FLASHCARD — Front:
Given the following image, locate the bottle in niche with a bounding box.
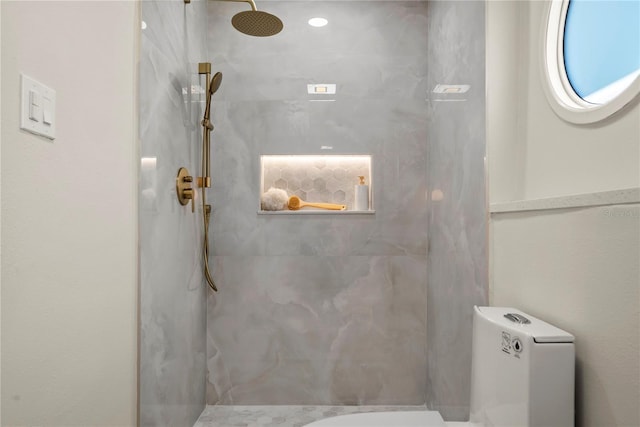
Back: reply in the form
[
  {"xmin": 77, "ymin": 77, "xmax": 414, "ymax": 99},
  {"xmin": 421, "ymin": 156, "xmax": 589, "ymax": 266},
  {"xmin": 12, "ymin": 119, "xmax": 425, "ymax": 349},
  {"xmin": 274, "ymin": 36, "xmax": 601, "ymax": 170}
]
[{"xmin": 354, "ymin": 176, "xmax": 369, "ymax": 211}]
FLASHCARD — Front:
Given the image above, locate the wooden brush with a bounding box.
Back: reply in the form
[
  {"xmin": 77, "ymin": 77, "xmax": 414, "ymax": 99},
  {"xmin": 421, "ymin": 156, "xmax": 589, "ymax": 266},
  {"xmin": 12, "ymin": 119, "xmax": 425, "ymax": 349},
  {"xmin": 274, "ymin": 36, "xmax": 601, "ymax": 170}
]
[{"xmin": 287, "ymin": 195, "xmax": 346, "ymax": 211}]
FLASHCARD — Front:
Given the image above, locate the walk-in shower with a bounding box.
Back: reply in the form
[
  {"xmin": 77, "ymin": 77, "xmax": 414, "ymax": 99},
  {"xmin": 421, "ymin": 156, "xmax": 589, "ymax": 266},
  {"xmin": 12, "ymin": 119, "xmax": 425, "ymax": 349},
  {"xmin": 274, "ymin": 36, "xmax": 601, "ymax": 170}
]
[{"xmin": 141, "ymin": 0, "xmax": 487, "ymax": 426}]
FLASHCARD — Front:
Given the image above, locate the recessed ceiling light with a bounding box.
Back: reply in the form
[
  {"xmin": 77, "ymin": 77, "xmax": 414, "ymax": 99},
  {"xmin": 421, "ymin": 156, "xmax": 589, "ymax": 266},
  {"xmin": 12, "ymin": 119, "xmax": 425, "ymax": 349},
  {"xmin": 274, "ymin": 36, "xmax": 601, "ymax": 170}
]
[{"xmin": 308, "ymin": 17, "xmax": 328, "ymax": 28}]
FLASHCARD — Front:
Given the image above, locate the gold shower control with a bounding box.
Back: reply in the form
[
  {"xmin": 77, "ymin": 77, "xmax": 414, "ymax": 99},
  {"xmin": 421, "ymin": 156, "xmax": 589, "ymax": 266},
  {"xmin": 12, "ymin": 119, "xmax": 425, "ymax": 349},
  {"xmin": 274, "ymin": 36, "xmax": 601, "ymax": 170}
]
[{"xmin": 176, "ymin": 167, "xmax": 195, "ymax": 213}]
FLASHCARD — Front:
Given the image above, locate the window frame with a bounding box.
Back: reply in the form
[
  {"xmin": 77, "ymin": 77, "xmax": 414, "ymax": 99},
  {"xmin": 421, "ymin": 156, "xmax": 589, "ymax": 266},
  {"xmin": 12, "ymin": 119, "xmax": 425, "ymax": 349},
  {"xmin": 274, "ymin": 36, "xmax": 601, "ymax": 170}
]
[{"xmin": 542, "ymin": 0, "xmax": 640, "ymax": 124}]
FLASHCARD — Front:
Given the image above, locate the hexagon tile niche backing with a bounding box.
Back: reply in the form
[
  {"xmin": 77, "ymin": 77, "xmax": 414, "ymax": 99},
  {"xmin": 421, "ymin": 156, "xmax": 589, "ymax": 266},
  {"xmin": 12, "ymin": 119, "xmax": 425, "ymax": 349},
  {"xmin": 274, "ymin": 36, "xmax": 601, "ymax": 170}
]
[{"xmin": 261, "ymin": 155, "xmax": 372, "ymax": 211}]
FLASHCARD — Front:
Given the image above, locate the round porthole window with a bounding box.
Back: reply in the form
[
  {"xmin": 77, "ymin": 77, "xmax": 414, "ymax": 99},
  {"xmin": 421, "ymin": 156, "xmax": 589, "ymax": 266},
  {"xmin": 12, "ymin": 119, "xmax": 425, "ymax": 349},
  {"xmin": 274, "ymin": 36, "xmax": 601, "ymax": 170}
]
[{"xmin": 543, "ymin": 0, "xmax": 640, "ymax": 124}]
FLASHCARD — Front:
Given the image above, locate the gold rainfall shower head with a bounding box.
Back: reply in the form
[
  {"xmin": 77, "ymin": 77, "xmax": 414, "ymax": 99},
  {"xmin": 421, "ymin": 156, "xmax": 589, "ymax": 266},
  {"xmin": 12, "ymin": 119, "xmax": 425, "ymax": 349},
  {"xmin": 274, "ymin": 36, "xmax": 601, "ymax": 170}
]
[
  {"xmin": 232, "ymin": 10, "xmax": 283, "ymax": 37},
  {"xmin": 186, "ymin": 0, "xmax": 283, "ymax": 37}
]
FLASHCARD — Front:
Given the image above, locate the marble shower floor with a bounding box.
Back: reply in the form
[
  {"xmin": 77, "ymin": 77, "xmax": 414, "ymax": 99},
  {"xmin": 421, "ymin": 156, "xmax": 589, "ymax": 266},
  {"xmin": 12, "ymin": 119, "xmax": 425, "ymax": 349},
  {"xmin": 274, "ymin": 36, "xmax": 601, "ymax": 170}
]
[{"xmin": 193, "ymin": 405, "xmax": 427, "ymax": 427}]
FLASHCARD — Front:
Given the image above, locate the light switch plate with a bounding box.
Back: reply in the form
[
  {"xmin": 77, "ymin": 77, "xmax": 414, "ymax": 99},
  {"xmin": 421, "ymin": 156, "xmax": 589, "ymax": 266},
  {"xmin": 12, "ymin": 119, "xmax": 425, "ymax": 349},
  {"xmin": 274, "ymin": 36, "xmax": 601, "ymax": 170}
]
[{"xmin": 20, "ymin": 74, "xmax": 56, "ymax": 140}]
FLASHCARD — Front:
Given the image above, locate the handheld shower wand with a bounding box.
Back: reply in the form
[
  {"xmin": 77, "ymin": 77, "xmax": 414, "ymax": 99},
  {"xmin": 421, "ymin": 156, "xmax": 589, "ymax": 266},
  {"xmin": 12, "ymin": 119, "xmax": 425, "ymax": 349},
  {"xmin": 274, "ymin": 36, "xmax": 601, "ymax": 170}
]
[
  {"xmin": 201, "ymin": 69, "xmax": 223, "ymax": 189},
  {"xmin": 199, "ymin": 63, "xmax": 223, "ymax": 292}
]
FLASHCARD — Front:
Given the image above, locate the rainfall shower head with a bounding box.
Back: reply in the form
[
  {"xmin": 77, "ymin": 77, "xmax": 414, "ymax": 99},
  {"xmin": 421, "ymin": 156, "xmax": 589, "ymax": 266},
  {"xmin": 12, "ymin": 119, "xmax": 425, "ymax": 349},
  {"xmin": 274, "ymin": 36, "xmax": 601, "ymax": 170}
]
[
  {"xmin": 202, "ymin": 0, "xmax": 283, "ymax": 37},
  {"xmin": 232, "ymin": 10, "xmax": 283, "ymax": 37}
]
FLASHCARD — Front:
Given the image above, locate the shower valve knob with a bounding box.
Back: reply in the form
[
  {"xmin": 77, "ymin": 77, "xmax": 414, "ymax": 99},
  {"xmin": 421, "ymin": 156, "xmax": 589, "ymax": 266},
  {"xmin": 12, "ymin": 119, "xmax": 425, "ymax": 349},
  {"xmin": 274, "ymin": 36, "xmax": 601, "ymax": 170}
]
[{"xmin": 183, "ymin": 189, "xmax": 195, "ymax": 213}]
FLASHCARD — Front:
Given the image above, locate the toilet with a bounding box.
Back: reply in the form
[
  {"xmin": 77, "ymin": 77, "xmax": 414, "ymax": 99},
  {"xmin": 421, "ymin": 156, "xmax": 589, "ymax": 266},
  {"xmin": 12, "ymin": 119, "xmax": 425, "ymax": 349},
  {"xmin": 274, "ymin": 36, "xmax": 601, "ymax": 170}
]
[{"xmin": 306, "ymin": 306, "xmax": 575, "ymax": 427}]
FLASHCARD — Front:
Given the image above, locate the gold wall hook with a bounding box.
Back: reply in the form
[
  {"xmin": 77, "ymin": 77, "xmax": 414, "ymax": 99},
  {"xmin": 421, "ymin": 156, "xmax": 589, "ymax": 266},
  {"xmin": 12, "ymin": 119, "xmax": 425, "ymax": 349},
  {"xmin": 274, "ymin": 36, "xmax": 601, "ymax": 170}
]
[{"xmin": 176, "ymin": 167, "xmax": 195, "ymax": 212}]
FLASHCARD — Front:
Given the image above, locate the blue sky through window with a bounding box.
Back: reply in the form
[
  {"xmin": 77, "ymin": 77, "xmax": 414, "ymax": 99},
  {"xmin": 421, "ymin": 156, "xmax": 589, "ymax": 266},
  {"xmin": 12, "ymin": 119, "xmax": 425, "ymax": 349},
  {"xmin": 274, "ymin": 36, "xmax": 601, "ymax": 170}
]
[{"xmin": 563, "ymin": 0, "xmax": 640, "ymax": 100}]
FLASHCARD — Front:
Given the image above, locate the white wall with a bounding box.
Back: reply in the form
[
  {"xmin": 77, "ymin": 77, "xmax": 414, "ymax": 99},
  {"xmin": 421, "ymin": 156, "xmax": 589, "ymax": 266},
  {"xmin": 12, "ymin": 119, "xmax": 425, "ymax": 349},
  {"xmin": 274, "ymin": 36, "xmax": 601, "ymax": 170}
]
[
  {"xmin": 518, "ymin": 1, "xmax": 639, "ymax": 199},
  {"xmin": 491, "ymin": 205, "xmax": 639, "ymax": 426},
  {"xmin": 488, "ymin": 1, "xmax": 640, "ymax": 203},
  {"xmin": 1, "ymin": 2, "xmax": 138, "ymax": 425},
  {"xmin": 486, "ymin": 0, "xmax": 525, "ymax": 203},
  {"xmin": 487, "ymin": 2, "xmax": 640, "ymax": 426}
]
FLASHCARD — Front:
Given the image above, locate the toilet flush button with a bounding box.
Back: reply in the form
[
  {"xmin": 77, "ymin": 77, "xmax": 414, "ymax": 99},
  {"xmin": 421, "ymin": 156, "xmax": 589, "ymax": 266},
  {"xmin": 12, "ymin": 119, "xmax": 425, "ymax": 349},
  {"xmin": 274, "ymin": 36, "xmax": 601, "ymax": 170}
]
[{"xmin": 504, "ymin": 313, "xmax": 531, "ymax": 324}]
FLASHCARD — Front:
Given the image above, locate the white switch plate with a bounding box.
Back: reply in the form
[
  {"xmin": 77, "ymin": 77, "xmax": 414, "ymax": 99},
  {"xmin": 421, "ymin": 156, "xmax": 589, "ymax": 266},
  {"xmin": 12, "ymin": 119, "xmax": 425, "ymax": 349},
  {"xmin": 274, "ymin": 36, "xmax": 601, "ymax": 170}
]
[{"xmin": 20, "ymin": 74, "xmax": 56, "ymax": 140}]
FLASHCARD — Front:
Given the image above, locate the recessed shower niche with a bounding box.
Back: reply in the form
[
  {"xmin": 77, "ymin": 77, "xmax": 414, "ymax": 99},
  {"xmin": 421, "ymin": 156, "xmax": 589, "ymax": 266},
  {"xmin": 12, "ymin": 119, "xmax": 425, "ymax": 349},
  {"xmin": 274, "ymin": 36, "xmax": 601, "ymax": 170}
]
[{"xmin": 260, "ymin": 155, "xmax": 374, "ymax": 214}]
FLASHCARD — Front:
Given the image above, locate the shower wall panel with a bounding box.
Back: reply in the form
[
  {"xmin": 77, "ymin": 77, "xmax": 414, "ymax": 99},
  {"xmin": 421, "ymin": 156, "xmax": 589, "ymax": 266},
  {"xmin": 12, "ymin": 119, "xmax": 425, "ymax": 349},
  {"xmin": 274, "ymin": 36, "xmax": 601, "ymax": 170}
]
[
  {"xmin": 425, "ymin": 1, "xmax": 488, "ymax": 421},
  {"xmin": 139, "ymin": 1, "xmax": 209, "ymax": 425},
  {"xmin": 205, "ymin": 1, "xmax": 429, "ymax": 405}
]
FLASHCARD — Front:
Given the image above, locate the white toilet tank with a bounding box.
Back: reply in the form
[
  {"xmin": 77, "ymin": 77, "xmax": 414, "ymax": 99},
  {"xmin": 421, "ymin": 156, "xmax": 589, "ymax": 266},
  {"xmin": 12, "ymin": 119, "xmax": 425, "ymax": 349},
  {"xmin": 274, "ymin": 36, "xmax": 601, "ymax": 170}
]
[{"xmin": 469, "ymin": 306, "xmax": 575, "ymax": 427}]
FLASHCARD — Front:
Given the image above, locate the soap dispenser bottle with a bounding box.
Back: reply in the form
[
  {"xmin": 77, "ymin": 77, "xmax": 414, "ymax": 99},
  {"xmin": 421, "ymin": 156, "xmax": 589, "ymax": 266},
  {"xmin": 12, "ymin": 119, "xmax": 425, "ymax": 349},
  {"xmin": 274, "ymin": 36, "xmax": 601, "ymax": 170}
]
[{"xmin": 355, "ymin": 175, "xmax": 369, "ymax": 211}]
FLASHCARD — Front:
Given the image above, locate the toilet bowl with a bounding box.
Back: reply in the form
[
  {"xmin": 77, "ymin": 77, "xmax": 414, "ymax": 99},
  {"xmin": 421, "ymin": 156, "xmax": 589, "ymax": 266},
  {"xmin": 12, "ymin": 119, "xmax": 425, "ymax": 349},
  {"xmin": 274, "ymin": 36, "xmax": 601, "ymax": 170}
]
[{"xmin": 305, "ymin": 306, "xmax": 575, "ymax": 427}]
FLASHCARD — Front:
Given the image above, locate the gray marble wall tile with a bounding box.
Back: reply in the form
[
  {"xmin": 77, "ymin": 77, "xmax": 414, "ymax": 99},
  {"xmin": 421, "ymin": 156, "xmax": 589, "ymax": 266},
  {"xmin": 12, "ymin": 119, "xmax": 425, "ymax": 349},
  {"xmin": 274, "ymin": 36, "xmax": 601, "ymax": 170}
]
[
  {"xmin": 207, "ymin": 256, "xmax": 427, "ymax": 405},
  {"xmin": 208, "ymin": 97, "xmax": 428, "ymax": 257},
  {"xmin": 139, "ymin": 1, "xmax": 210, "ymax": 426},
  {"xmin": 206, "ymin": 1, "xmax": 429, "ymax": 405},
  {"xmin": 205, "ymin": 1, "xmax": 428, "ymax": 103},
  {"xmin": 425, "ymin": 1, "xmax": 488, "ymax": 421}
]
